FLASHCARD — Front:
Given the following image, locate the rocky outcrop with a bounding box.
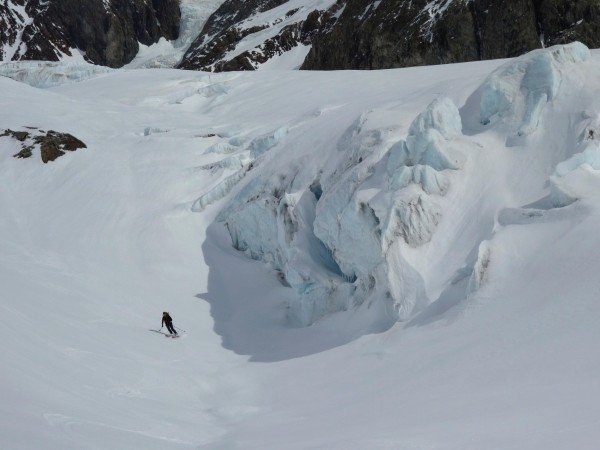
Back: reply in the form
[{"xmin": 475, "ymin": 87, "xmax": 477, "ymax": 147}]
[
  {"xmin": 2, "ymin": 128, "xmax": 86, "ymax": 163},
  {"xmin": 535, "ymin": 0, "xmax": 600, "ymax": 47},
  {"xmin": 0, "ymin": 0, "xmax": 180, "ymax": 68},
  {"xmin": 302, "ymin": 0, "xmax": 600, "ymax": 70}
]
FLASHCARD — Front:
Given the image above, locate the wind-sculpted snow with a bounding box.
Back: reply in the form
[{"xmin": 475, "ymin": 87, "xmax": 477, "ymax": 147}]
[
  {"xmin": 192, "ymin": 166, "xmax": 250, "ymax": 212},
  {"xmin": 476, "ymin": 42, "xmax": 590, "ymax": 135}
]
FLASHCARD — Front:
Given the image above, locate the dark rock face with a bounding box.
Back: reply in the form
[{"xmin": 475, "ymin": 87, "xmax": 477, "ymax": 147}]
[
  {"xmin": 0, "ymin": 0, "xmax": 180, "ymax": 68},
  {"xmin": 302, "ymin": 0, "xmax": 600, "ymax": 70},
  {"xmin": 303, "ymin": 0, "xmax": 476, "ymax": 70},
  {"xmin": 469, "ymin": 0, "xmax": 540, "ymax": 60},
  {"xmin": 179, "ymin": 0, "xmax": 343, "ymax": 71},
  {"xmin": 536, "ymin": 0, "xmax": 600, "ymax": 48},
  {"xmin": 2, "ymin": 128, "xmax": 86, "ymax": 163}
]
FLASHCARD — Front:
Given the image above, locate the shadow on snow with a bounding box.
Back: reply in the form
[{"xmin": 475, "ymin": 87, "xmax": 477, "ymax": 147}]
[{"xmin": 198, "ymin": 222, "xmax": 395, "ymax": 362}]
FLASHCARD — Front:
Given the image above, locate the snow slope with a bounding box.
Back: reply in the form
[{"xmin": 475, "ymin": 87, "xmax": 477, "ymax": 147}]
[{"xmin": 2, "ymin": 43, "xmax": 600, "ymax": 449}]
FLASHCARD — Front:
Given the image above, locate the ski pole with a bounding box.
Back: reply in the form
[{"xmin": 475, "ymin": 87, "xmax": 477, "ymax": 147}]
[{"xmin": 175, "ymin": 326, "xmax": 186, "ymax": 332}]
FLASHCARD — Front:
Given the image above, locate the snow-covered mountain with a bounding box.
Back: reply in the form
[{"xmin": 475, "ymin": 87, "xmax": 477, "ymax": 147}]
[
  {"xmin": 179, "ymin": 0, "xmax": 343, "ymax": 71},
  {"xmin": 0, "ymin": 0, "xmax": 180, "ymax": 67},
  {"xmin": 125, "ymin": 0, "xmax": 227, "ymax": 69},
  {"xmin": 179, "ymin": 0, "xmax": 600, "ymax": 71},
  {"xmin": 3, "ymin": 0, "xmax": 600, "ymax": 71},
  {"xmin": 3, "ymin": 42, "xmax": 600, "ymax": 448}
]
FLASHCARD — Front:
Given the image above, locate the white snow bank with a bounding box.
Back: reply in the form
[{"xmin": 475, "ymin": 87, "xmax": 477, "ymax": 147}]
[{"xmin": 314, "ymin": 98, "xmax": 466, "ymax": 320}]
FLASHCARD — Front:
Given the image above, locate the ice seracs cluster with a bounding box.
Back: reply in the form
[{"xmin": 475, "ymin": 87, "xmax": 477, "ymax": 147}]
[
  {"xmin": 196, "ymin": 42, "xmax": 599, "ymax": 329},
  {"xmin": 477, "ymin": 41, "xmax": 590, "ymax": 135},
  {"xmin": 211, "ymin": 96, "xmax": 468, "ymax": 325}
]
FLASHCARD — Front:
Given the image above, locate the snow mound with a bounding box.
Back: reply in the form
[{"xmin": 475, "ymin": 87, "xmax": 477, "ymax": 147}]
[{"xmin": 476, "ymin": 42, "xmax": 590, "ymax": 135}]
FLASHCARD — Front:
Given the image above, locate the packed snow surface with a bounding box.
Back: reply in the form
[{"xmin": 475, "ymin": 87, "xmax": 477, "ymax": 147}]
[{"xmin": 2, "ymin": 43, "xmax": 600, "ymax": 449}]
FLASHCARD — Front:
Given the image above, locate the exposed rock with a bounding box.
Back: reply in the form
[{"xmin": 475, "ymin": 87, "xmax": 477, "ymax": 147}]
[
  {"xmin": 179, "ymin": 0, "xmax": 343, "ymax": 71},
  {"xmin": 3, "ymin": 0, "xmax": 600, "ymax": 71},
  {"xmin": 0, "ymin": 0, "xmax": 181, "ymax": 68},
  {"xmin": 2, "ymin": 128, "xmax": 86, "ymax": 163},
  {"xmin": 536, "ymin": 0, "xmax": 600, "ymax": 48},
  {"xmin": 302, "ymin": 0, "xmax": 600, "ymax": 70}
]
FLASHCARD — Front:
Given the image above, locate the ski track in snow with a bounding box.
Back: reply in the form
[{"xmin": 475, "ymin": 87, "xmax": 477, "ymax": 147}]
[{"xmin": 2, "ymin": 46, "xmax": 600, "ymax": 449}]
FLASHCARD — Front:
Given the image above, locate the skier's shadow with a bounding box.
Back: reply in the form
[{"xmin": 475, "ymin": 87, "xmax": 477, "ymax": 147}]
[{"xmin": 198, "ymin": 223, "xmax": 394, "ymax": 362}]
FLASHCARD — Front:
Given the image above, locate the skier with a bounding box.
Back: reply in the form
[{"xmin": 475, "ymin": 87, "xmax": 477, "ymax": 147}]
[{"xmin": 161, "ymin": 312, "xmax": 178, "ymax": 336}]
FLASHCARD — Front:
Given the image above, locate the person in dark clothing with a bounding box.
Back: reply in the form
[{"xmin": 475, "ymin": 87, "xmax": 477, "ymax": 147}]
[{"xmin": 162, "ymin": 312, "xmax": 178, "ymax": 335}]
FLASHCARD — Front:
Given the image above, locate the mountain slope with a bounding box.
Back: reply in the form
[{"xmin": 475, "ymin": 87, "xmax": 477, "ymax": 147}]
[
  {"xmin": 177, "ymin": 0, "xmax": 600, "ymax": 72},
  {"xmin": 178, "ymin": 0, "xmax": 342, "ymax": 71},
  {"xmin": 3, "ymin": 0, "xmax": 600, "ymax": 72},
  {"xmin": 125, "ymin": 0, "xmax": 226, "ymax": 69},
  {"xmin": 302, "ymin": 0, "xmax": 600, "ymax": 70},
  {"xmin": 2, "ymin": 44, "xmax": 600, "ymax": 449},
  {"xmin": 0, "ymin": 0, "xmax": 180, "ymax": 67}
]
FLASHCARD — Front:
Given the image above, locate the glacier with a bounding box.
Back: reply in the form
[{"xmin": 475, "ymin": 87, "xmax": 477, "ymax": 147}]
[
  {"xmin": 2, "ymin": 41, "xmax": 600, "ymax": 450},
  {"xmin": 204, "ymin": 43, "xmax": 597, "ymax": 329}
]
